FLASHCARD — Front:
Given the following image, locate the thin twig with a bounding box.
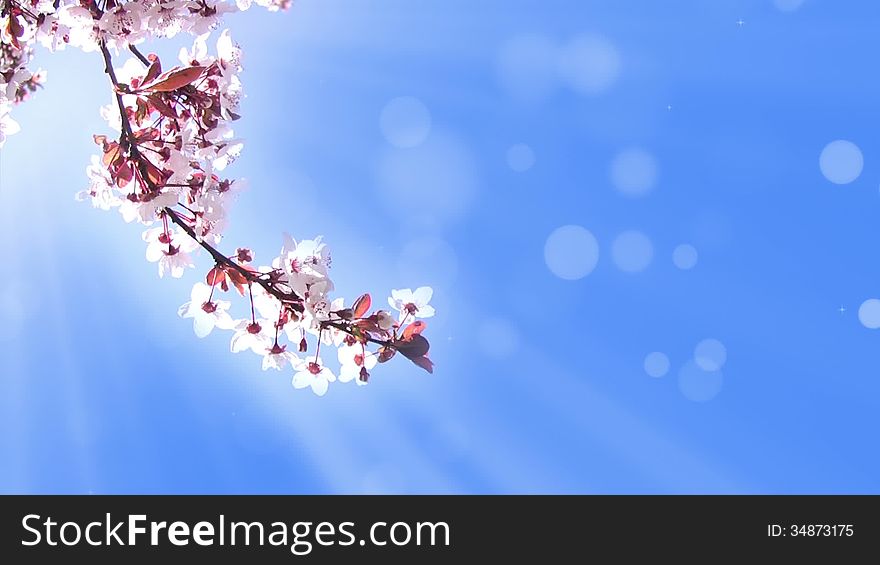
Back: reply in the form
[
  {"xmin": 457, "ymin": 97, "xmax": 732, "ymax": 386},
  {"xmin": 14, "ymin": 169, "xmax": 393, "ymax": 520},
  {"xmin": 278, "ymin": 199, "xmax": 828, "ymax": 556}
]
[{"xmin": 128, "ymin": 44, "xmax": 150, "ymax": 66}]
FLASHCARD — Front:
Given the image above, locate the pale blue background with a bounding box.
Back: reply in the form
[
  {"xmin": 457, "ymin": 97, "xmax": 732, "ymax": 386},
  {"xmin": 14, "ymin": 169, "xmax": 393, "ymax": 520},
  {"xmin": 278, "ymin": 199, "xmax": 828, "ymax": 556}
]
[{"xmin": 2, "ymin": 0, "xmax": 879, "ymax": 493}]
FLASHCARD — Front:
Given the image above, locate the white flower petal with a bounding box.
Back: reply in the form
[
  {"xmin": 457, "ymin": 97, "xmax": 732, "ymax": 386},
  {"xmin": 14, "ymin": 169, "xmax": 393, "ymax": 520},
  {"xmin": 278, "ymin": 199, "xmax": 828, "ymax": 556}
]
[
  {"xmin": 363, "ymin": 353, "xmax": 378, "ymax": 370},
  {"xmin": 145, "ymin": 244, "xmax": 163, "ymax": 262},
  {"xmin": 191, "ymin": 282, "xmax": 212, "ymax": 302},
  {"xmin": 338, "ymin": 366, "xmax": 356, "ymax": 383},
  {"xmin": 192, "ymin": 313, "xmax": 214, "ymax": 338},
  {"xmin": 178, "ymin": 301, "xmax": 194, "ymax": 318},
  {"xmin": 413, "ymin": 286, "xmax": 433, "ymax": 305},
  {"xmin": 230, "ymin": 332, "xmax": 250, "ymax": 353},
  {"xmin": 292, "ymin": 371, "xmax": 310, "ymax": 389},
  {"xmin": 213, "ymin": 310, "xmax": 235, "ymax": 330},
  {"xmin": 312, "ymin": 377, "xmax": 329, "ymax": 396},
  {"xmin": 391, "ymin": 288, "xmax": 412, "ymax": 303}
]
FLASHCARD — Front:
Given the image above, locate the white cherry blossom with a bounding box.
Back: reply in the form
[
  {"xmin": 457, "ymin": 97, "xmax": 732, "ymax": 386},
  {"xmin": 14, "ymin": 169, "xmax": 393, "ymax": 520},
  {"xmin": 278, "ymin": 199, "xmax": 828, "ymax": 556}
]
[
  {"xmin": 143, "ymin": 226, "xmax": 197, "ymax": 278},
  {"xmin": 388, "ymin": 287, "xmax": 435, "ymax": 321},
  {"xmin": 178, "ymin": 282, "xmax": 234, "ymax": 337},
  {"xmin": 338, "ymin": 342, "xmax": 376, "ymax": 385},
  {"xmin": 120, "ymin": 191, "xmax": 179, "ymax": 224},
  {"xmin": 292, "ymin": 357, "xmax": 336, "ymax": 396},
  {"xmin": 261, "ymin": 343, "xmax": 298, "ymax": 371},
  {"xmin": 229, "ymin": 319, "xmax": 274, "ymax": 354},
  {"xmin": 75, "ymin": 156, "xmax": 120, "ymax": 210}
]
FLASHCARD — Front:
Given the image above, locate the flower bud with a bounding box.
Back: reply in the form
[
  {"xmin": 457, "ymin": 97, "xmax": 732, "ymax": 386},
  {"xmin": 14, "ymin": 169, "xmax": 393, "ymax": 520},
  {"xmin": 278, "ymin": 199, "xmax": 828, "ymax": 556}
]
[
  {"xmin": 235, "ymin": 247, "xmax": 253, "ymax": 263},
  {"xmin": 376, "ymin": 310, "xmax": 395, "ymax": 331}
]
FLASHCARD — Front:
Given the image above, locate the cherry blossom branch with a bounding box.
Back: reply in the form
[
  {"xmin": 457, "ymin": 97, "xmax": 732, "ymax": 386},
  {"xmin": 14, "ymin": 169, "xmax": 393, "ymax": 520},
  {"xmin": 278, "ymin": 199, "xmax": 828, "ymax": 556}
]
[
  {"xmin": 99, "ymin": 42, "xmax": 136, "ymax": 140},
  {"xmin": 4, "ymin": 0, "xmax": 436, "ymax": 394},
  {"xmin": 99, "ymin": 40, "xmax": 303, "ymax": 307}
]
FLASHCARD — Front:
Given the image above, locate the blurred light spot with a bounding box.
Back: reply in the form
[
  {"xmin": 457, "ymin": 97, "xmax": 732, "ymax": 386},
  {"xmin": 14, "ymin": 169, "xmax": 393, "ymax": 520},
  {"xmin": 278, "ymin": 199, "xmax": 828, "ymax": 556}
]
[
  {"xmin": 376, "ymin": 133, "xmax": 477, "ymax": 229},
  {"xmin": 496, "ymin": 34, "xmax": 559, "ymax": 102},
  {"xmin": 694, "ymin": 338, "xmax": 727, "ymax": 371},
  {"xmin": 672, "ymin": 244, "xmax": 699, "ymax": 270},
  {"xmin": 507, "ymin": 143, "xmax": 535, "ymax": 172},
  {"xmin": 644, "ymin": 352, "xmax": 670, "ymax": 378},
  {"xmin": 858, "ymin": 299, "xmax": 880, "ymax": 329},
  {"xmin": 398, "ymin": 236, "xmax": 459, "ymax": 289},
  {"xmin": 478, "ymin": 318, "xmax": 520, "ymax": 359},
  {"xmin": 774, "ymin": 0, "xmax": 805, "ymax": 12},
  {"xmin": 379, "ymin": 96, "xmax": 432, "ymax": 149},
  {"xmin": 611, "ymin": 230, "xmax": 653, "ymax": 273},
  {"xmin": 678, "ymin": 361, "xmax": 723, "ymax": 402},
  {"xmin": 819, "ymin": 140, "xmax": 863, "ymax": 185},
  {"xmin": 557, "ymin": 34, "xmax": 621, "ymax": 95},
  {"xmin": 610, "ymin": 148, "xmax": 658, "ymax": 197},
  {"xmin": 544, "ymin": 225, "xmax": 599, "ymax": 280}
]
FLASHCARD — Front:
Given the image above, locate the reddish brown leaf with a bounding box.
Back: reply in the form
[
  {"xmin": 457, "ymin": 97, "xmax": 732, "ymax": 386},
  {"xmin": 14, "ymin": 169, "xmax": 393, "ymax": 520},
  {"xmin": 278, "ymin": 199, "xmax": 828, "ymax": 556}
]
[
  {"xmin": 102, "ymin": 142, "xmax": 121, "ymax": 167},
  {"xmin": 140, "ymin": 66, "xmax": 205, "ymax": 93},
  {"xmin": 115, "ymin": 161, "xmax": 134, "ymax": 188},
  {"xmin": 140, "ymin": 99, "xmax": 155, "ymax": 126},
  {"xmin": 142, "ymin": 58, "xmax": 163, "ymax": 85},
  {"xmin": 394, "ymin": 334, "xmax": 430, "ymax": 360},
  {"xmin": 377, "ymin": 346, "xmax": 396, "ymax": 363},
  {"xmin": 333, "ymin": 308, "xmax": 354, "ymax": 321},
  {"xmin": 225, "ymin": 267, "xmax": 249, "ymax": 296},
  {"xmin": 133, "ymin": 127, "xmax": 160, "ymax": 142},
  {"xmin": 352, "ymin": 293, "xmax": 372, "ymax": 319},
  {"xmin": 144, "ymin": 160, "xmax": 166, "ymax": 187},
  {"xmin": 402, "ymin": 321, "xmax": 427, "ymax": 340},
  {"xmin": 355, "ymin": 318, "xmax": 382, "ymax": 335},
  {"xmin": 206, "ymin": 266, "xmax": 227, "ymax": 288},
  {"xmin": 146, "ymin": 94, "xmax": 177, "ymax": 119},
  {"xmin": 8, "ymin": 15, "xmax": 24, "ymax": 39},
  {"xmin": 226, "ymin": 268, "xmax": 249, "ymax": 286},
  {"xmin": 409, "ymin": 356, "xmax": 434, "ymax": 374}
]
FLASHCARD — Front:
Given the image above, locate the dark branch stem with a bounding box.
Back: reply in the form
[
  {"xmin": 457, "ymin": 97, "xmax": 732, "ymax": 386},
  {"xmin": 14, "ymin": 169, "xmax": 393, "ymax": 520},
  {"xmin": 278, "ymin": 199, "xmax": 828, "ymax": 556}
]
[
  {"xmin": 128, "ymin": 44, "xmax": 150, "ymax": 66},
  {"xmin": 99, "ymin": 44, "xmax": 136, "ymax": 142}
]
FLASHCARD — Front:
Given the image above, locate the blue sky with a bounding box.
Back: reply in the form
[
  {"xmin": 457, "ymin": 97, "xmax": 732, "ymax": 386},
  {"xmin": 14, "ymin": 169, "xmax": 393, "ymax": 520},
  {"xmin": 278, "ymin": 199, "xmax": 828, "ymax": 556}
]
[{"xmin": 2, "ymin": 0, "xmax": 880, "ymax": 493}]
